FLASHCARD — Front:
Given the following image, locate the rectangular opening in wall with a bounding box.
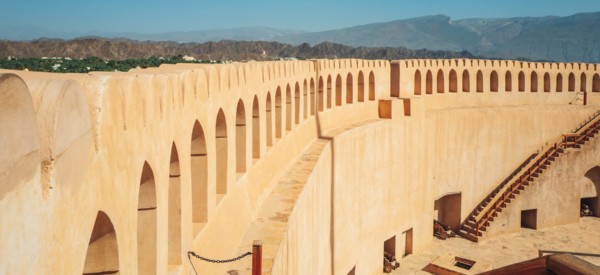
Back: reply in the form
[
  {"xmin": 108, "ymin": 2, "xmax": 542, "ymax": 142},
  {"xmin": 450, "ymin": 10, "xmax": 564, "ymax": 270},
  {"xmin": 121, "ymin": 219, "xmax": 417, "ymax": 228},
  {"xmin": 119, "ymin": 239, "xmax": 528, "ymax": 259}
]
[
  {"xmin": 433, "ymin": 193, "xmax": 462, "ymax": 232},
  {"xmin": 581, "ymin": 197, "xmax": 598, "ymax": 217},
  {"xmin": 403, "ymin": 228, "xmax": 413, "ymax": 257},
  {"xmin": 521, "ymin": 209, "xmax": 538, "ymax": 229},
  {"xmin": 453, "ymin": 257, "xmax": 475, "ymax": 270},
  {"xmin": 391, "ymin": 63, "xmax": 400, "ymax": 97},
  {"xmin": 383, "ymin": 235, "xmax": 399, "ymax": 272}
]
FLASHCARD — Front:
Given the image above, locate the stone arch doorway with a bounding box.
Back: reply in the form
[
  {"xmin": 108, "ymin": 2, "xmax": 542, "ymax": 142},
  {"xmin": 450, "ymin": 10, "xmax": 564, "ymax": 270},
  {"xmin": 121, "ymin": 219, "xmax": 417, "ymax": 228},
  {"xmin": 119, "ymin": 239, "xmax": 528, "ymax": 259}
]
[{"xmin": 581, "ymin": 166, "xmax": 600, "ymax": 217}]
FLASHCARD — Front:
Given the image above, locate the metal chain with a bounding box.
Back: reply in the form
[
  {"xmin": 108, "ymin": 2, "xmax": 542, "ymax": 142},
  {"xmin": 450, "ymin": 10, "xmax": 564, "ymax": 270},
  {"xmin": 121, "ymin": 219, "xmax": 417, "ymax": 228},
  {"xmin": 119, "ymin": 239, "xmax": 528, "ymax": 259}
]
[
  {"xmin": 188, "ymin": 251, "xmax": 252, "ymax": 263},
  {"xmin": 187, "ymin": 251, "xmax": 252, "ymax": 275}
]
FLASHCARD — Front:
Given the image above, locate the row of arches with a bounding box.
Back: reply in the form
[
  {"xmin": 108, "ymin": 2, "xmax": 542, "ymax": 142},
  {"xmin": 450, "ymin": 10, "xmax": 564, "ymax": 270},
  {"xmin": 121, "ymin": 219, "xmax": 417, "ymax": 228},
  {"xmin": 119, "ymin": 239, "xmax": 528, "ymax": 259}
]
[
  {"xmin": 403, "ymin": 59, "xmax": 598, "ymax": 72},
  {"xmin": 414, "ymin": 69, "xmax": 600, "ymax": 95},
  {"xmin": 81, "ymin": 70, "xmax": 377, "ymax": 274}
]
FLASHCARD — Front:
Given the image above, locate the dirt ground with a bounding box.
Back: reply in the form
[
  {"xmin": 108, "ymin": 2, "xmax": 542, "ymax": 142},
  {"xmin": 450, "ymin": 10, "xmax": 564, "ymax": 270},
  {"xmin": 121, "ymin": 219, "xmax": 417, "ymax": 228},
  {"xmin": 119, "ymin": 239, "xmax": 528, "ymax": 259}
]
[{"xmin": 393, "ymin": 217, "xmax": 600, "ymax": 274}]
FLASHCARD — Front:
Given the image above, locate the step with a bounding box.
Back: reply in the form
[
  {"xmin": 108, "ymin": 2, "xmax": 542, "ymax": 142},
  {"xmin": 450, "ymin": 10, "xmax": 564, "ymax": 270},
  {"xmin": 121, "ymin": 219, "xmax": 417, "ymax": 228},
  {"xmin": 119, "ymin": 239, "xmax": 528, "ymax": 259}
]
[
  {"xmin": 457, "ymin": 230, "xmax": 479, "ymax": 242},
  {"xmin": 462, "ymin": 225, "xmax": 484, "ymax": 236}
]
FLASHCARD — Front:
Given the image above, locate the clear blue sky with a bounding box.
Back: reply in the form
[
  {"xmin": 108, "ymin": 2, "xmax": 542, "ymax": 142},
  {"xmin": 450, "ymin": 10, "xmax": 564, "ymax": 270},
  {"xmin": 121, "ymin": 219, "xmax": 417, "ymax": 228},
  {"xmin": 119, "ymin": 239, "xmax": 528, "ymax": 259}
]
[{"xmin": 1, "ymin": 0, "xmax": 600, "ymax": 33}]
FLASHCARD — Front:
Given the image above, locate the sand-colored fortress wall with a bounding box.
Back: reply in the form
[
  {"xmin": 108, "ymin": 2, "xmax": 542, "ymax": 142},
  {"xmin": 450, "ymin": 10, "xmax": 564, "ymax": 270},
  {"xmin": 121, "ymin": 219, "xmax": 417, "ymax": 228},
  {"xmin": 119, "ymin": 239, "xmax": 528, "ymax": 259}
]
[{"xmin": 0, "ymin": 58, "xmax": 599, "ymax": 274}]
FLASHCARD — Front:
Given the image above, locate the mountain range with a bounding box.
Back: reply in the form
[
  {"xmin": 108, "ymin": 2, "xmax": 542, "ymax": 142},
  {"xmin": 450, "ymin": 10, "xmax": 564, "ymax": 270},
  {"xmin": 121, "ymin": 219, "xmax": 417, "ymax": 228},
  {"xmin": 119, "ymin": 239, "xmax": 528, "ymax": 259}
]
[{"xmin": 1, "ymin": 12, "xmax": 599, "ymax": 62}]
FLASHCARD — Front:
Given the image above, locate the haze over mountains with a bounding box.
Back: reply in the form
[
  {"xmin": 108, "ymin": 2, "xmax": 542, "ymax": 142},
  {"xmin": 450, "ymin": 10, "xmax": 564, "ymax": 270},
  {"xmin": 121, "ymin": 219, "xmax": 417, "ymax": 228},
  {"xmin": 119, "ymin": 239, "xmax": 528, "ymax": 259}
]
[{"xmin": 1, "ymin": 12, "xmax": 599, "ymax": 62}]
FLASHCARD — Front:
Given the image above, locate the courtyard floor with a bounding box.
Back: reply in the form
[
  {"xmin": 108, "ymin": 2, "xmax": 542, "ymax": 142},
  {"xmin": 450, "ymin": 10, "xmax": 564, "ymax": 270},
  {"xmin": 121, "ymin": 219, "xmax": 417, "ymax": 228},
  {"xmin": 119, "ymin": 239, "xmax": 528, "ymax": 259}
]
[{"xmin": 393, "ymin": 217, "xmax": 600, "ymax": 274}]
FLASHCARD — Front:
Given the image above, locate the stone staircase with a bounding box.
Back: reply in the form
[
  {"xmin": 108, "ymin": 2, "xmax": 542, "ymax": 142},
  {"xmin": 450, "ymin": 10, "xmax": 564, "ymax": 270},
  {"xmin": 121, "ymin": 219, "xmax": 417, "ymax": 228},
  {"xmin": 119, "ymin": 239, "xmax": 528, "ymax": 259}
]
[{"xmin": 458, "ymin": 110, "xmax": 600, "ymax": 242}]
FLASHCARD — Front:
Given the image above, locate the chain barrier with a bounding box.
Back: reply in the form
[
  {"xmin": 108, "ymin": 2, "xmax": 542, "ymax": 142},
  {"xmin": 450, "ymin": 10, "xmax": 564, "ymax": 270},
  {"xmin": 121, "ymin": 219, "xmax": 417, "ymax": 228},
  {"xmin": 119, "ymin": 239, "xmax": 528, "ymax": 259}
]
[{"xmin": 187, "ymin": 251, "xmax": 252, "ymax": 275}]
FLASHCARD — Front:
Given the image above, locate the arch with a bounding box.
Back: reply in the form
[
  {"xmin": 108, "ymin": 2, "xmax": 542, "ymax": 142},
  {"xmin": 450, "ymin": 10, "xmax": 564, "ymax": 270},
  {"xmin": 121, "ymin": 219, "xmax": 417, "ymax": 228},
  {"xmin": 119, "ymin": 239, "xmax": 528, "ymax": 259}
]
[
  {"xmin": 318, "ymin": 77, "xmax": 324, "ymax": 112},
  {"xmin": 581, "ymin": 73, "xmax": 587, "ymax": 92},
  {"xmin": 414, "ymin": 70, "xmax": 422, "ymax": 95},
  {"xmin": 490, "ymin": 71, "xmax": 498, "ymax": 92},
  {"xmin": 275, "ymin": 87, "xmax": 282, "ymax": 138},
  {"xmin": 426, "ymin": 70, "xmax": 433, "ymax": 94},
  {"xmin": 83, "ymin": 211, "xmax": 119, "ymax": 274},
  {"xmin": 265, "ymin": 93, "xmax": 273, "ymax": 146},
  {"xmin": 462, "ymin": 70, "xmax": 470, "ymax": 92},
  {"xmin": 544, "ymin": 73, "xmax": 551, "ymax": 92},
  {"xmin": 138, "ymin": 162, "xmax": 157, "ymax": 275},
  {"xmin": 518, "ymin": 71, "xmax": 525, "ymax": 92},
  {"xmin": 335, "ymin": 74, "xmax": 342, "ymax": 106},
  {"xmin": 368, "ymin": 71, "xmax": 375, "ymax": 100},
  {"xmin": 505, "ymin": 71, "xmax": 512, "ymax": 92},
  {"xmin": 582, "ymin": 166, "xmax": 600, "ymax": 217},
  {"xmin": 569, "ymin": 73, "xmax": 576, "ymax": 92},
  {"xmin": 593, "ymin": 74, "xmax": 600, "ymax": 93},
  {"xmin": 436, "ymin": 69, "xmax": 444, "ymax": 93},
  {"xmin": 236, "ymin": 100, "xmax": 247, "ymax": 173},
  {"xmin": 252, "ymin": 96, "xmax": 260, "ymax": 158},
  {"xmin": 346, "ymin": 73, "xmax": 353, "ymax": 103},
  {"xmin": 168, "ymin": 142, "xmax": 182, "ymax": 265},
  {"xmin": 215, "ymin": 110, "xmax": 228, "ymax": 200},
  {"xmin": 449, "ymin": 69, "xmax": 457, "ymax": 93},
  {"xmin": 327, "ymin": 75, "xmax": 333, "ymax": 108},
  {"xmin": 531, "ymin": 71, "xmax": 538, "ymax": 92},
  {"xmin": 476, "ymin": 70, "xmax": 483, "ymax": 93},
  {"xmin": 302, "ymin": 80, "xmax": 308, "ymax": 119},
  {"xmin": 310, "ymin": 78, "xmax": 316, "ymax": 115},
  {"xmin": 190, "ymin": 121, "xmax": 208, "ymax": 232},
  {"xmin": 285, "ymin": 85, "xmax": 292, "ymax": 131},
  {"xmin": 556, "ymin": 73, "xmax": 563, "ymax": 92},
  {"xmin": 295, "ymin": 82, "xmax": 301, "ymax": 124},
  {"xmin": 358, "ymin": 71, "xmax": 365, "ymax": 101}
]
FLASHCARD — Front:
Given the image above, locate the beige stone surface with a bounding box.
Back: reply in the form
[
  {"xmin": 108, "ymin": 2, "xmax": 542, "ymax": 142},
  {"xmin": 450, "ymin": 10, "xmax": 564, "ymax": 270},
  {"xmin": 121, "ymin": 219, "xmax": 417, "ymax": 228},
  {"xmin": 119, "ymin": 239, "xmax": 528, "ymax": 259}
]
[
  {"xmin": 0, "ymin": 58, "xmax": 599, "ymax": 275},
  {"xmin": 394, "ymin": 217, "xmax": 600, "ymax": 274}
]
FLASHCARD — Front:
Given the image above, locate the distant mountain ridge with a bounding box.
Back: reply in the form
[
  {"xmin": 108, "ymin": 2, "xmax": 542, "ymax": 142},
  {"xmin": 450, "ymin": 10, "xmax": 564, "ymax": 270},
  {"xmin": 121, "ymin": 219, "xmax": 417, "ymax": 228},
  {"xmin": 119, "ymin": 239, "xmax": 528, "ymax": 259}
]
[
  {"xmin": 1, "ymin": 12, "xmax": 599, "ymax": 62},
  {"xmin": 0, "ymin": 38, "xmax": 474, "ymax": 61}
]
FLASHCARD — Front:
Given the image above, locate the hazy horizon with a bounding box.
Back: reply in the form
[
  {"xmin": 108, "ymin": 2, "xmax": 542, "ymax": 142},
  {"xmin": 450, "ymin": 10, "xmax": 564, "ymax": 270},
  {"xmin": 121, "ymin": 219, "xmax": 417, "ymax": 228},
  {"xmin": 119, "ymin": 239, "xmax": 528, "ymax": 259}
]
[{"xmin": 1, "ymin": 0, "xmax": 600, "ymax": 38}]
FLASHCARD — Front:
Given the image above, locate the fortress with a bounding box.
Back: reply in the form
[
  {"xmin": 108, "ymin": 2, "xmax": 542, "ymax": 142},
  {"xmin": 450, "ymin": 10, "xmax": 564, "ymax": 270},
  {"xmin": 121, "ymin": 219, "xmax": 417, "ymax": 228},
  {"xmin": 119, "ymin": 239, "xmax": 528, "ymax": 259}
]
[{"xmin": 1, "ymin": 58, "xmax": 600, "ymax": 274}]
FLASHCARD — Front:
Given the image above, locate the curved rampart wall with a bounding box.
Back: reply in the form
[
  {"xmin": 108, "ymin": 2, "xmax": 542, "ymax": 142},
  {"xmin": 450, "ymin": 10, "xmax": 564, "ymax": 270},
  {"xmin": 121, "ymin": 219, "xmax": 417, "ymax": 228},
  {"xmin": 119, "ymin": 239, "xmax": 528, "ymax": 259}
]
[{"xmin": 0, "ymin": 58, "xmax": 598, "ymax": 274}]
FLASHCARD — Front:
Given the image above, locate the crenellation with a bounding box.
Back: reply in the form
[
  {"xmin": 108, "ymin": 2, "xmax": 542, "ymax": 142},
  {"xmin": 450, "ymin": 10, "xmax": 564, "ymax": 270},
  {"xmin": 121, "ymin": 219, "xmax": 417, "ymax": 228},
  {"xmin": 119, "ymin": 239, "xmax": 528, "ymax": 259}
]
[{"xmin": 1, "ymin": 58, "xmax": 600, "ymax": 274}]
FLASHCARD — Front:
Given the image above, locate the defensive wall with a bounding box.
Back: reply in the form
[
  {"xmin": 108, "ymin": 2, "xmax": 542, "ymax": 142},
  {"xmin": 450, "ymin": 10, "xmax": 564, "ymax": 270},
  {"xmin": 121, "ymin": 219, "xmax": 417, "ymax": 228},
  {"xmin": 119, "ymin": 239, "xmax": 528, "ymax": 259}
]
[{"xmin": 1, "ymin": 58, "xmax": 599, "ymax": 274}]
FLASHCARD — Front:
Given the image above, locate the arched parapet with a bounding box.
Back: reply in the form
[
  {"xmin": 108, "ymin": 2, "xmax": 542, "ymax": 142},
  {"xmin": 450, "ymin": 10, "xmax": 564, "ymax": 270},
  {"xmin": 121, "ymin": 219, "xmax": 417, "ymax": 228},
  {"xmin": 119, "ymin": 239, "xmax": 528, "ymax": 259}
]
[
  {"xmin": 0, "ymin": 73, "xmax": 40, "ymax": 199},
  {"xmin": 27, "ymin": 79, "xmax": 93, "ymax": 197}
]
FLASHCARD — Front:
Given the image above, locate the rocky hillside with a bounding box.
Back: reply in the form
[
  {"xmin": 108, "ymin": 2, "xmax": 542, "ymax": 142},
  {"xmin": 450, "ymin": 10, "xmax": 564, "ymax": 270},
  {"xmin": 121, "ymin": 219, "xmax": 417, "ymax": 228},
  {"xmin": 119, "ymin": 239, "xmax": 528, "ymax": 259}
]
[{"xmin": 0, "ymin": 38, "xmax": 474, "ymax": 61}]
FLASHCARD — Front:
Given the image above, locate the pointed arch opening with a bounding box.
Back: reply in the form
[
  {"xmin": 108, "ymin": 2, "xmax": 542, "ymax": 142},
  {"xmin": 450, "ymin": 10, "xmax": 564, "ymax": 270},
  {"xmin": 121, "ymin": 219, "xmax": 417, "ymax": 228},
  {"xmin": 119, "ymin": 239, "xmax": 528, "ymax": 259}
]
[
  {"xmin": 505, "ymin": 71, "xmax": 512, "ymax": 92},
  {"xmin": 310, "ymin": 79, "xmax": 316, "ymax": 115},
  {"xmin": 282, "ymin": 86, "xmax": 290, "ymax": 133},
  {"xmin": 295, "ymin": 82, "xmax": 301, "ymax": 123},
  {"xmin": 593, "ymin": 74, "xmax": 600, "ymax": 93},
  {"xmin": 462, "ymin": 70, "xmax": 470, "ymax": 92},
  {"xmin": 190, "ymin": 121, "xmax": 208, "ymax": 235},
  {"xmin": 252, "ymin": 96, "xmax": 260, "ymax": 158},
  {"xmin": 265, "ymin": 93, "xmax": 273, "ymax": 146},
  {"xmin": 358, "ymin": 71, "xmax": 365, "ymax": 101},
  {"xmin": 557, "ymin": 73, "xmax": 563, "ymax": 92},
  {"xmin": 368, "ymin": 71, "xmax": 375, "ymax": 100},
  {"xmin": 83, "ymin": 211, "xmax": 119, "ymax": 275},
  {"xmin": 581, "ymin": 73, "xmax": 587, "ymax": 92},
  {"xmin": 346, "ymin": 73, "xmax": 353, "ymax": 103},
  {"xmin": 531, "ymin": 71, "xmax": 538, "ymax": 92},
  {"xmin": 335, "ymin": 74, "xmax": 343, "ymax": 106},
  {"xmin": 569, "ymin": 73, "xmax": 576, "ymax": 92},
  {"xmin": 544, "ymin": 73, "xmax": 550, "ymax": 92},
  {"xmin": 414, "ymin": 70, "xmax": 422, "ymax": 95},
  {"xmin": 235, "ymin": 100, "xmax": 247, "ymax": 173},
  {"xmin": 426, "ymin": 70, "xmax": 433, "ymax": 94},
  {"xmin": 327, "ymin": 75, "xmax": 333, "ymax": 108},
  {"xmin": 138, "ymin": 162, "xmax": 157, "ymax": 275},
  {"xmin": 215, "ymin": 110, "xmax": 228, "ymax": 201},
  {"xmin": 275, "ymin": 87, "xmax": 282, "ymax": 138},
  {"xmin": 518, "ymin": 71, "xmax": 525, "ymax": 92},
  {"xmin": 302, "ymin": 80, "xmax": 308, "ymax": 119},
  {"xmin": 449, "ymin": 69, "xmax": 457, "ymax": 93},
  {"xmin": 437, "ymin": 69, "xmax": 444, "ymax": 93},
  {"xmin": 490, "ymin": 71, "xmax": 498, "ymax": 92},
  {"xmin": 318, "ymin": 77, "xmax": 324, "ymax": 112},
  {"xmin": 476, "ymin": 70, "xmax": 483, "ymax": 93},
  {"xmin": 168, "ymin": 142, "xmax": 182, "ymax": 265}
]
